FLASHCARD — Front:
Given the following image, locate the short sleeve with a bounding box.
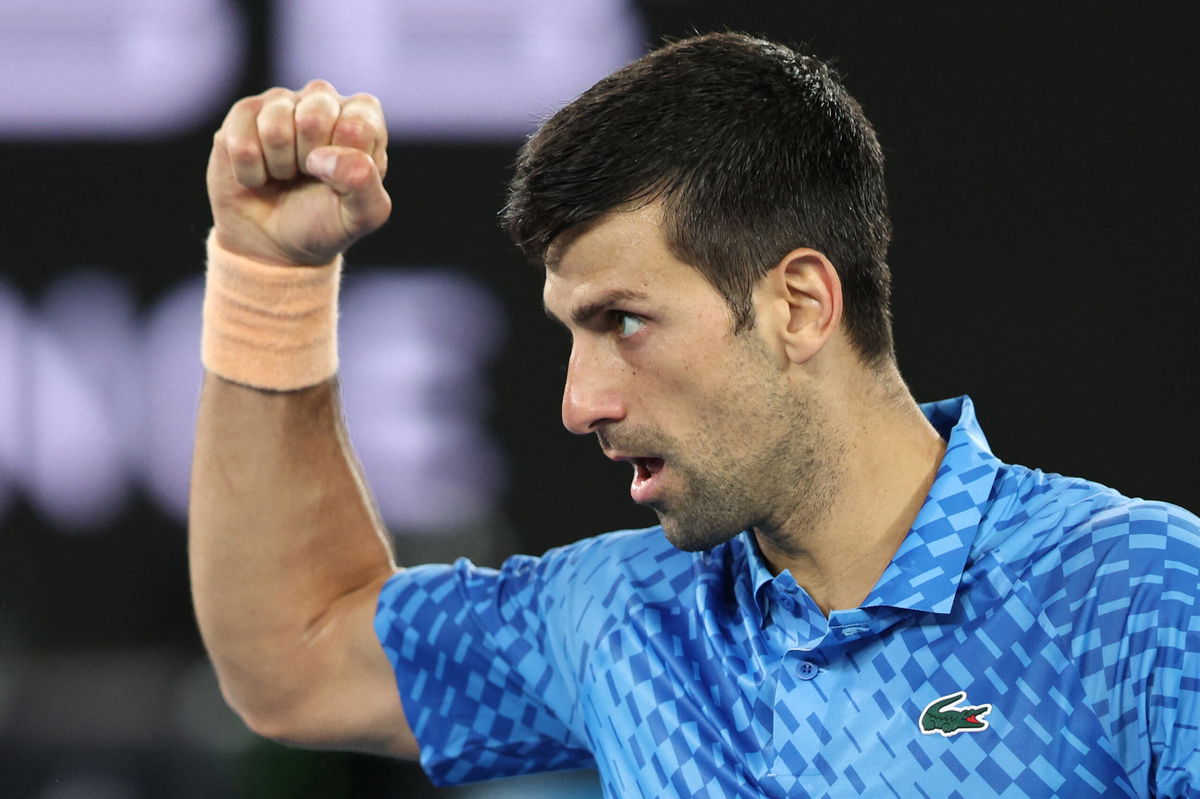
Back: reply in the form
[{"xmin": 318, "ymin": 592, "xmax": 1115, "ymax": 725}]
[{"xmin": 374, "ymin": 554, "xmax": 593, "ymax": 786}]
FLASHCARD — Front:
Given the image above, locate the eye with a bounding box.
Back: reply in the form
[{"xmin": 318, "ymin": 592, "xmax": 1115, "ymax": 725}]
[{"xmin": 615, "ymin": 312, "xmax": 646, "ymax": 339}]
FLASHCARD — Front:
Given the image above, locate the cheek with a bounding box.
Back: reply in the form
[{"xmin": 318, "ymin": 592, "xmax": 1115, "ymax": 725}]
[
  {"xmin": 632, "ymin": 331, "xmax": 769, "ymax": 427},
  {"xmin": 648, "ymin": 338, "xmax": 737, "ymax": 390}
]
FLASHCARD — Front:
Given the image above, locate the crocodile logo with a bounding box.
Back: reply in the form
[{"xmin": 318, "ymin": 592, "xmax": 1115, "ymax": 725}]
[{"xmin": 919, "ymin": 691, "xmax": 992, "ymax": 737}]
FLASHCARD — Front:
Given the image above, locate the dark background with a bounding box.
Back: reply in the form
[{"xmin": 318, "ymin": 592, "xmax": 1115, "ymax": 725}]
[{"xmin": 1, "ymin": 2, "xmax": 1196, "ymax": 797}]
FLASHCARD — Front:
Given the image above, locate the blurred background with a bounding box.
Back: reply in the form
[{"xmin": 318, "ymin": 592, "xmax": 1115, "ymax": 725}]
[{"xmin": 0, "ymin": 1, "xmax": 1196, "ymax": 796}]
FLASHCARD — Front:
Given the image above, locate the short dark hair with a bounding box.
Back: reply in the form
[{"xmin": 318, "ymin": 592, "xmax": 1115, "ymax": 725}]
[{"xmin": 502, "ymin": 32, "xmax": 894, "ymax": 365}]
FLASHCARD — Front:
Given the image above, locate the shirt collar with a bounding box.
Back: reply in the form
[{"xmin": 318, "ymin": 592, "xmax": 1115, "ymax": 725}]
[{"xmin": 743, "ymin": 395, "xmax": 1002, "ymax": 618}]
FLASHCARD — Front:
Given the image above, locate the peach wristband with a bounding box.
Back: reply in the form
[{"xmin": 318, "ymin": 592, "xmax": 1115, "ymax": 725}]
[{"xmin": 201, "ymin": 231, "xmax": 342, "ymax": 390}]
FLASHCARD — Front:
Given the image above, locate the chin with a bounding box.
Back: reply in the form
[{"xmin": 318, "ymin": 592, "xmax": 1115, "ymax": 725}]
[{"xmin": 659, "ymin": 515, "xmax": 742, "ymax": 553}]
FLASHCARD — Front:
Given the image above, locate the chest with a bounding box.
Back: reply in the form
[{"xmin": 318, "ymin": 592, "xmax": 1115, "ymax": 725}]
[{"xmin": 574, "ymin": 594, "xmax": 1139, "ymax": 798}]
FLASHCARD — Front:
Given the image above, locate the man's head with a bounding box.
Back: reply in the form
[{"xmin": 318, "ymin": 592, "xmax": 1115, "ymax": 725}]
[
  {"xmin": 513, "ymin": 33, "xmax": 895, "ymax": 550},
  {"xmin": 504, "ymin": 31, "xmax": 894, "ymax": 366},
  {"xmin": 540, "ymin": 202, "xmax": 842, "ymax": 551}
]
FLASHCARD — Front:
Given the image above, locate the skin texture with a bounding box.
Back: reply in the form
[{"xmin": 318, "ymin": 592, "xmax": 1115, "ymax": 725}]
[
  {"xmin": 544, "ymin": 205, "xmax": 841, "ymax": 554},
  {"xmin": 191, "ymin": 81, "xmax": 415, "ymax": 756}
]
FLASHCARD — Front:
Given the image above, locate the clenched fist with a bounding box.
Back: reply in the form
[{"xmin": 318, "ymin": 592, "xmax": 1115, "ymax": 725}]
[{"xmin": 207, "ymin": 80, "xmax": 391, "ymax": 266}]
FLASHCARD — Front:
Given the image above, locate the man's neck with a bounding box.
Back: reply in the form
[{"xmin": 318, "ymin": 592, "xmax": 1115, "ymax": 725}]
[{"xmin": 754, "ymin": 369, "xmax": 946, "ymax": 616}]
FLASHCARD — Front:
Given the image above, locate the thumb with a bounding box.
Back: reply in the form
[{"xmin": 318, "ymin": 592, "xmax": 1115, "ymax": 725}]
[{"xmin": 305, "ymin": 145, "xmax": 392, "ymax": 234}]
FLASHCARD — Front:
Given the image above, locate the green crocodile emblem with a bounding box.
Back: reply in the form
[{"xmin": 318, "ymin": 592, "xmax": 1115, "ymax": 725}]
[{"xmin": 919, "ymin": 691, "xmax": 992, "ymax": 737}]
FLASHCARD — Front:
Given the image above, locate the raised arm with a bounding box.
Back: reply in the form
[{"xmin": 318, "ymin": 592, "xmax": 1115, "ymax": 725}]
[{"xmin": 189, "ymin": 81, "xmax": 417, "ymax": 757}]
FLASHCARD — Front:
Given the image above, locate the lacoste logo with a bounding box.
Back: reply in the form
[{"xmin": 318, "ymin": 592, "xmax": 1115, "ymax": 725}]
[{"xmin": 919, "ymin": 691, "xmax": 992, "ymax": 737}]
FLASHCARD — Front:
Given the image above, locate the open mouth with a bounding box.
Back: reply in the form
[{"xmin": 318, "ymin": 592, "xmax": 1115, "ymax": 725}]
[
  {"xmin": 633, "ymin": 457, "xmax": 663, "ymax": 481},
  {"xmin": 630, "ymin": 457, "xmax": 665, "ymax": 502}
]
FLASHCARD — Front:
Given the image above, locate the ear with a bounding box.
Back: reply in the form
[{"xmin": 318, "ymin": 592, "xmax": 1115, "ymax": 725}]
[{"xmin": 755, "ymin": 248, "xmax": 843, "ymax": 365}]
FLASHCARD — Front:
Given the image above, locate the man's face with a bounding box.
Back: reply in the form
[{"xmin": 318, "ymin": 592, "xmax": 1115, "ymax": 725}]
[{"xmin": 543, "ymin": 204, "xmax": 830, "ymax": 551}]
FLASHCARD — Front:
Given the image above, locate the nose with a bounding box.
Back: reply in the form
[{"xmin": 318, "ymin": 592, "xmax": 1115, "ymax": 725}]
[{"xmin": 561, "ymin": 341, "xmax": 626, "ymax": 435}]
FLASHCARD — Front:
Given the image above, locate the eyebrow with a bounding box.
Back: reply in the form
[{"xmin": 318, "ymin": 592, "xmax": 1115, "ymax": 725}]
[{"xmin": 544, "ymin": 288, "xmax": 651, "ymax": 328}]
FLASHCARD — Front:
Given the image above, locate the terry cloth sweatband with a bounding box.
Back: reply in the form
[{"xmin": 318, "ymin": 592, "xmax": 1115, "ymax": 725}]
[{"xmin": 201, "ymin": 230, "xmax": 342, "ymax": 391}]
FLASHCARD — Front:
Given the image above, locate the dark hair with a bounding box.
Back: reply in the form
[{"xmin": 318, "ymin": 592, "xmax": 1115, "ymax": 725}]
[{"xmin": 502, "ymin": 32, "xmax": 894, "ymax": 365}]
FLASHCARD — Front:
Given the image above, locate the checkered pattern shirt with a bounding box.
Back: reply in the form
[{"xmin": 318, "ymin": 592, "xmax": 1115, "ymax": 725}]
[{"xmin": 375, "ymin": 396, "xmax": 1200, "ymax": 797}]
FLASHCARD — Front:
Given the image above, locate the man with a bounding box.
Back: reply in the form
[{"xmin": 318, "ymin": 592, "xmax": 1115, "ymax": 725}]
[{"xmin": 191, "ymin": 33, "xmax": 1200, "ymax": 797}]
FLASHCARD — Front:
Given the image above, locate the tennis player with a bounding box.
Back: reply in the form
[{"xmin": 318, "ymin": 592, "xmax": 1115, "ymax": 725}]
[{"xmin": 191, "ymin": 33, "xmax": 1200, "ymax": 797}]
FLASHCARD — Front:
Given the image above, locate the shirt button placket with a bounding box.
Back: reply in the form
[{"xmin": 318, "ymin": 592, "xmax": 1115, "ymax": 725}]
[{"xmin": 797, "ymin": 660, "xmax": 819, "ymax": 681}]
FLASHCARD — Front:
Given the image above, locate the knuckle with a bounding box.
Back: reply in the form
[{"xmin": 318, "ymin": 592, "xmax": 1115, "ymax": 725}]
[
  {"xmin": 334, "ymin": 118, "xmax": 372, "ymax": 148},
  {"xmin": 258, "ymin": 122, "xmax": 294, "ymax": 149},
  {"xmin": 261, "ymin": 86, "xmax": 294, "ymax": 101},
  {"xmin": 230, "ymin": 143, "xmax": 261, "ymax": 168},
  {"xmin": 347, "ymin": 92, "xmax": 382, "ymax": 110},
  {"xmin": 295, "ymin": 99, "xmax": 338, "ymax": 137},
  {"xmin": 303, "ymin": 78, "xmax": 337, "ymax": 94},
  {"xmin": 295, "ymin": 111, "xmax": 330, "ymax": 137},
  {"xmin": 230, "ymin": 95, "xmax": 260, "ymax": 113},
  {"xmin": 345, "ymin": 95, "xmax": 386, "ymax": 127}
]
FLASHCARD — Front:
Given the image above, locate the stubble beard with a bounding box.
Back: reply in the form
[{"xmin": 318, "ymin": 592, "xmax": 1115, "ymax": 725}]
[
  {"xmin": 626, "ymin": 337, "xmax": 839, "ymax": 554},
  {"xmin": 653, "ymin": 395, "xmax": 836, "ymax": 553},
  {"xmin": 597, "ymin": 419, "xmax": 760, "ymax": 551},
  {"xmin": 654, "ymin": 456, "xmax": 758, "ymax": 552}
]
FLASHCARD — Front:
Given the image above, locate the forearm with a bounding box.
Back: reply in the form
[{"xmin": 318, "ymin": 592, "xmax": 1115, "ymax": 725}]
[
  {"xmin": 192, "ymin": 83, "xmax": 412, "ymax": 753},
  {"xmin": 189, "ymin": 374, "xmax": 397, "ymax": 731}
]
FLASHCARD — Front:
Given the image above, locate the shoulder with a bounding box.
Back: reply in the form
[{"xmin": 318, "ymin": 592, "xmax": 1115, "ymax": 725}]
[
  {"xmin": 980, "ymin": 462, "xmax": 1200, "ymax": 616},
  {"xmin": 978, "ymin": 466, "xmax": 1200, "ymax": 778},
  {"xmin": 534, "ymin": 525, "xmax": 711, "ymax": 601},
  {"xmin": 980, "ymin": 462, "xmax": 1200, "ymax": 571},
  {"xmin": 382, "ymin": 526, "xmax": 707, "ymax": 616}
]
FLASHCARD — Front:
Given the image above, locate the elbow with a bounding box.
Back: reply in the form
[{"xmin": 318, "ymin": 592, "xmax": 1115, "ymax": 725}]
[
  {"xmin": 214, "ymin": 667, "xmax": 316, "ymax": 747},
  {"xmin": 213, "ymin": 667, "xmax": 420, "ymax": 759},
  {"xmin": 230, "ymin": 694, "xmax": 420, "ymax": 759},
  {"xmin": 238, "ymin": 709, "xmax": 300, "ymax": 746},
  {"xmin": 231, "ymin": 699, "xmax": 298, "ymax": 746}
]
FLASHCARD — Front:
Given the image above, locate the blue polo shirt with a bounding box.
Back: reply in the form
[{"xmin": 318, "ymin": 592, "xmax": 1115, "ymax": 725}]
[{"xmin": 375, "ymin": 396, "xmax": 1200, "ymax": 797}]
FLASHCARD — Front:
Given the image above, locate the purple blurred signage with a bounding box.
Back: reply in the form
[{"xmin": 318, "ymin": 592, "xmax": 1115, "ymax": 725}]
[
  {"xmin": 0, "ymin": 0, "xmax": 643, "ymax": 140},
  {"xmin": 0, "ymin": 269, "xmax": 506, "ymax": 534},
  {"xmin": 275, "ymin": 0, "xmax": 643, "ymax": 138},
  {"xmin": 0, "ymin": 0, "xmax": 244, "ymax": 137}
]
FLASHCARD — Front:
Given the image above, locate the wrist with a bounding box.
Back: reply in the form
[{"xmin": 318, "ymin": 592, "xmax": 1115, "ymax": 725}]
[{"xmin": 201, "ymin": 230, "xmax": 342, "ymax": 391}]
